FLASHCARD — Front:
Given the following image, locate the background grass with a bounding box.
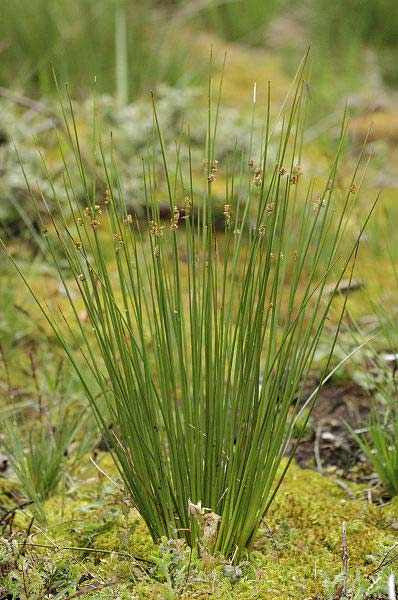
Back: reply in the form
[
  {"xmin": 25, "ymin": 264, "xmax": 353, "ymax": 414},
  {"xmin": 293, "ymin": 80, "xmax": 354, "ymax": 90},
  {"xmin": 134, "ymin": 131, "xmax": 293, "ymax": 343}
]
[
  {"xmin": 2, "ymin": 0, "xmax": 398, "ymax": 105},
  {"xmin": 0, "ymin": 0, "xmax": 201, "ymax": 101}
]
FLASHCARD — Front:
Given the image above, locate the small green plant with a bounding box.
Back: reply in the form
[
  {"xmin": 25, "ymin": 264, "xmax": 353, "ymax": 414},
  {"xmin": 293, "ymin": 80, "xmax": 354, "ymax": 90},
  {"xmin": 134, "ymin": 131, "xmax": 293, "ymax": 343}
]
[
  {"xmin": 154, "ymin": 537, "xmax": 188, "ymax": 597},
  {"xmin": 321, "ymin": 567, "xmax": 395, "ymax": 600},
  {"xmin": 4, "ymin": 58, "xmax": 375, "ymax": 557},
  {"xmin": 349, "ymin": 353, "xmax": 398, "ymax": 497},
  {"xmin": 0, "ymin": 351, "xmax": 96, "ymax": 522},
  {"xmin": 3, "ymin": 418, "xmax": 79, "ymax": 522}
]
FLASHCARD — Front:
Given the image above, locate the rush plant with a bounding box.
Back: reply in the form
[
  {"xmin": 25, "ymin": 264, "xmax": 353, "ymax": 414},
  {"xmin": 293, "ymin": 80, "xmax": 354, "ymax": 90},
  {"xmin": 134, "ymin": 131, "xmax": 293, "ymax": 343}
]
[{"xmin": 4, "ymin": 60, "xmax": 374, "ymax": 558}]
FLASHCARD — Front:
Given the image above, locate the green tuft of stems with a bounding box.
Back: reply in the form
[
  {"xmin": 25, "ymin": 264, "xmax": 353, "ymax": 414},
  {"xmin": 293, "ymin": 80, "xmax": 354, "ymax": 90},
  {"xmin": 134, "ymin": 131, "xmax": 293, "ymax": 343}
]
[
  {"xmin": 353, "ymin": 407, "xmax": 398, "ymax": 498},
  {"xmin": 3, "ymin": 416, "xmax": 81, "ymax": 523},
  {"xmin": 4, "ymin": 61, "xmax": 375, "ymax": 557},
  {"xmin": 0, "ymin": 350, "xmax": 96, "ymax": 523}
]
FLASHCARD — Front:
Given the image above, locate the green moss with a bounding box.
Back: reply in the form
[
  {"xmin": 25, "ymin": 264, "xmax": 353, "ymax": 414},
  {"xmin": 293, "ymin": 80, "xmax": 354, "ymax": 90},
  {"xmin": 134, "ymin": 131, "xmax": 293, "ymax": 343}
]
[
  {"xmin": 2, "ymin": 458, "xmax": 396, "ymax": 599},
  {"xmin": 92, "ymin": 510, "xmax": 155, "ymax": 561}
]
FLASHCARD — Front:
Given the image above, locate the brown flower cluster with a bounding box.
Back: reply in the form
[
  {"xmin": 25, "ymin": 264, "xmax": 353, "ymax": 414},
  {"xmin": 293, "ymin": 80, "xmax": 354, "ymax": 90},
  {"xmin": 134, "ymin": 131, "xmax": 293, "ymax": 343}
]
[{"xmin": 150, "ymin": 221, "xmax": 164, "ymax": 238}]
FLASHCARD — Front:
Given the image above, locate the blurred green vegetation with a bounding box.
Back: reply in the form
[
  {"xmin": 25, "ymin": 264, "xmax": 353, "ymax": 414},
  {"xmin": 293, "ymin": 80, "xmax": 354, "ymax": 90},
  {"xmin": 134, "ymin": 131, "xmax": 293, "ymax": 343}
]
[
  {"xmin": 193, "ymin": 0, "xmax": 280, "ymax": 44},
  {"xmin": 308, "ymin": 0, "xmax": 398, "ymax": 86},
  {"xmin": 1, "ymin": 0, "xmax": 398, "ymax": 104},
  {"xmin": 0, "ymin": 0, "xmax": 202, "ymax": 101}
]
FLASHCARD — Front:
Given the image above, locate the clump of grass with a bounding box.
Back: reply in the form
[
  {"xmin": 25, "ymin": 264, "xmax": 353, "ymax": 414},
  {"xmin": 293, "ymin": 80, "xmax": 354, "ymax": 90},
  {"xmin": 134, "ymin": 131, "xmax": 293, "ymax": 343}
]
[
  {"xmin": 0, "ymin": 350, "xmax": 95, "ymax": 522},
  {"xmin": 4, "ymin": 58, "xmax": 375, "ymax": 557},
  {"xmin": 354, "ymin": 401, "xmax": 398, "ymax": 498},
  {"xmin": 2, "ymin": 416, "xmax": 81, "ymax": 523}
]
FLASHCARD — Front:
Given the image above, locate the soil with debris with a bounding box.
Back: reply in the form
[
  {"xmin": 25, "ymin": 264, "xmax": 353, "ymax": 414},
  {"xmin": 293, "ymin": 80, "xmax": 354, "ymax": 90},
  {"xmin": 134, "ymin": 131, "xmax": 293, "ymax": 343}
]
[{"xmin": 289, "ymin": 382, "xmax": 380, "ymax": 487}]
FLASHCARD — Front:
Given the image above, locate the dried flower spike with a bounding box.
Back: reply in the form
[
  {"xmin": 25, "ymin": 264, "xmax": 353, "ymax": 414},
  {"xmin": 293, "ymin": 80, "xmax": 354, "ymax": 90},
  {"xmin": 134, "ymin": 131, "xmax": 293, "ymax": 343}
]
[
  {"xmin": 211, "ymin": 160, "xmax": 219, "ymax": 173},
  {"xmin": 183, "ymin": 196, "xmax": 192, "ymax": 212},
  {"xmin": 258, "ymin": 224, "xmax": 266, "ymax": 236},
  {"xmin": 313, "ymin": 194, "xmax": 327, "ymax": 211},
  {"xmin": 290, "ymin": 164, "xmax": 302, "ymax": 185},
  {"xmin": 150, "ymin": 221, "xmax": 164, "ymax": 238},
  {"xmin": 223, "ymin": 204, "xmax": 232, "ymax": 228},
  {"xmin": 90, "ymin": 219, "xmax": 100, "ymax": 230},
  {"xmin": 170, "ymin": 206, "xmax": 180, "ymax": 231}
]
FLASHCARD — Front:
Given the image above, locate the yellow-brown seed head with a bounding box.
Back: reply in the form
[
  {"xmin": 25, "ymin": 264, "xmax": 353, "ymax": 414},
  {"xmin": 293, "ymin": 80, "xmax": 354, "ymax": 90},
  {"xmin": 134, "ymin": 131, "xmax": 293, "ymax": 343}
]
[
  {"xmin": 90, "ymin": 219, "xmax": 100, "ymax": 230},
  {"xmin": 223, "ymin": 204, "xmax": 232, "ymax": 228}
]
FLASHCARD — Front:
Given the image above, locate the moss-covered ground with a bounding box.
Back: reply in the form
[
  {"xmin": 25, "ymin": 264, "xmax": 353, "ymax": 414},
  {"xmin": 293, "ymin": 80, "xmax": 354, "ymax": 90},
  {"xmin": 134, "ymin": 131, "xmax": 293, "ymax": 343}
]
[{"xmin": 1, "ymin": 455, "xmax": 397, "ymax": 599}]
